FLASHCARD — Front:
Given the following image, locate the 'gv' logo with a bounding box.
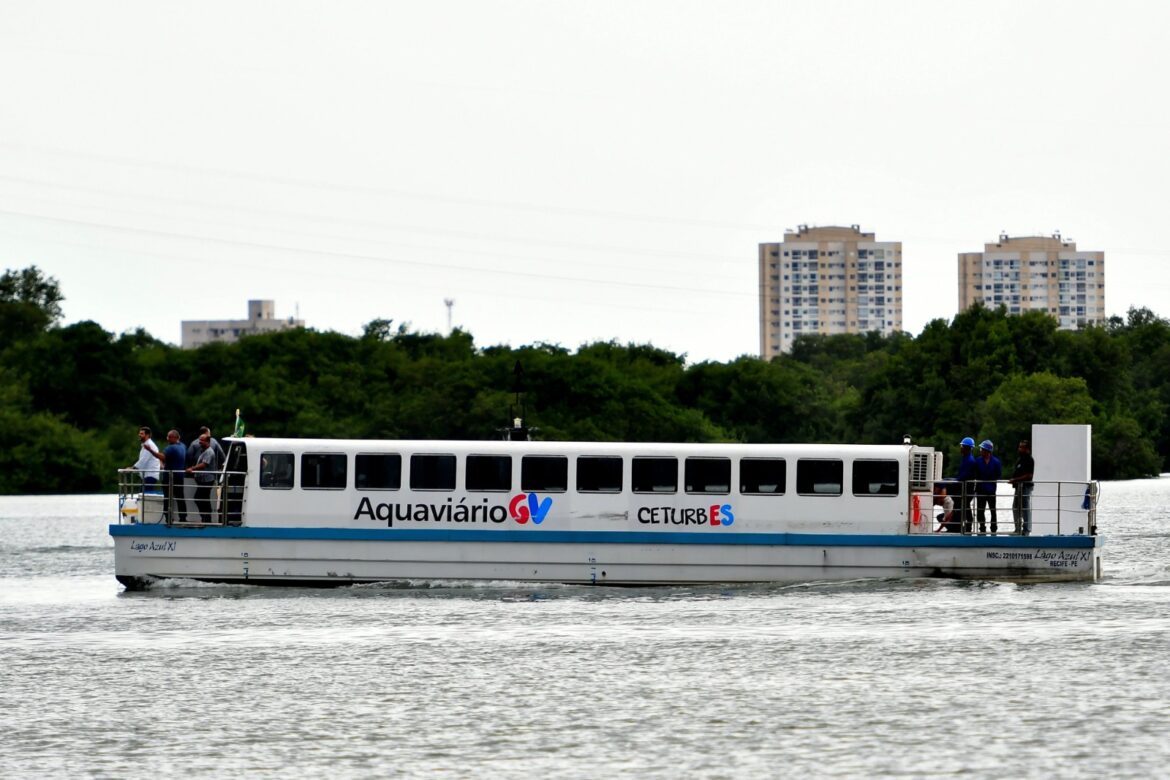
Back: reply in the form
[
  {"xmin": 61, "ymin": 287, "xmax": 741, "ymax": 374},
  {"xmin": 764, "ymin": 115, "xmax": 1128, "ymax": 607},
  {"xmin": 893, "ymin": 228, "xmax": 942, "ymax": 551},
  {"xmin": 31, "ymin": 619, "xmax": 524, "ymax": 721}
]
[{"xmin": 509, "ymin": 493, "xmax": 553, "ymax": 524}]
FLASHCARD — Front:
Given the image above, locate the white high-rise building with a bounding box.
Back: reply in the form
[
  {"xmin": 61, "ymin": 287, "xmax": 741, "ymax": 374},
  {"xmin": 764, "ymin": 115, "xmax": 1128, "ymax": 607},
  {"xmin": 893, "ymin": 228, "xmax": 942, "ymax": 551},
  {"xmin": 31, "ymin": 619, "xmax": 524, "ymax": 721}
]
[
  {"xmin": 759, "ymin": 224, "xmax": 903, "ymax": 357},
  {"xmin": 958, "ymin": 234, "xmax": 1105, "ymax": 329}
]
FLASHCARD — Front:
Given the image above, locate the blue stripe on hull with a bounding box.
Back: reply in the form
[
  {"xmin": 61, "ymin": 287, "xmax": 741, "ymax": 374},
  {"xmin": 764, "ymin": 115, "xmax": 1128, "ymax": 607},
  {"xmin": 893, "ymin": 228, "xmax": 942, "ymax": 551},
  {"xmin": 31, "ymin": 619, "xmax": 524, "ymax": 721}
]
[{"xmin": 109, "ymin": 524, "xmax": 1099, "ymax": 549}]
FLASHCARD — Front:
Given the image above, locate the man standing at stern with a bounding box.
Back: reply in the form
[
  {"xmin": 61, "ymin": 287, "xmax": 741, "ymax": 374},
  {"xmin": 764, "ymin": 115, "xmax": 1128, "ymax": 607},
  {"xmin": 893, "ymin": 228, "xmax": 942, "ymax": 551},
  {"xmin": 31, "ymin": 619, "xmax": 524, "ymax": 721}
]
[
  {"xmin": 954, "ymin": 437, "xmax": 979, "ymax": 534},
  {"xmin": 974, "ymin": 440, "xmax": 1003, "ymax": 535},
  {"xmin": 1010, "ymin": 439, "xmax": 1035, "ymax": 536}
]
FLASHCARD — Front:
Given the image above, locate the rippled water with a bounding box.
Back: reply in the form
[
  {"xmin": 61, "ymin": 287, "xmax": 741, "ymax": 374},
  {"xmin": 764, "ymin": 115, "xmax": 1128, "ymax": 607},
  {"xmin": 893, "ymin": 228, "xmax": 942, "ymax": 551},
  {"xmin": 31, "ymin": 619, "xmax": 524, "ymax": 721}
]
[{"xmin": 3, "ymin": 482, "xmax": 1170, "ymax": 779}]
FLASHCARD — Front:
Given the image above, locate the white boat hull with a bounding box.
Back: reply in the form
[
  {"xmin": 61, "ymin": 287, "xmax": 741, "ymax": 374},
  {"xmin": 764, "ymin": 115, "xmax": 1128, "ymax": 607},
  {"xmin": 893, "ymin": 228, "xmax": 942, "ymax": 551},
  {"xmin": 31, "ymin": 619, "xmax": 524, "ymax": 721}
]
[{"xmin": 111, "ymin": 526, "xmax": 1103, "ymax": 588}]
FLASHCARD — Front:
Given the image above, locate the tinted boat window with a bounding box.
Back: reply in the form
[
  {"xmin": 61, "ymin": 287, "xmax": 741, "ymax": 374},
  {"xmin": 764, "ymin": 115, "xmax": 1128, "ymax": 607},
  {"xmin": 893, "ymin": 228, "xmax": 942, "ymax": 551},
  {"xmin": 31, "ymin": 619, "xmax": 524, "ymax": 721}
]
[
  {"xmin": 853, "ymin": 459, "xmax": 900, "ymax": 496},
  {"xmin": 685, "ymin": 458, "xmax": 730, "ymax": 494},
  {"xmin": 302, "ymin": 453, "xmax": 347, "ymax": 489},
  {"xmin": 740, "ymin": 458, "xmax": 785, "ymax": 495},
  {"xmin": 225, "ymin": 441, "xmax": 248, "ymax": 474},
  {"xmin": 796, "ymin": 459, "xmax": 843, "ymax": 496},
  {"xmin": 632, "ymin": 457, "xmax": 678, "ymax": 494},
  {"xmin": 410, "ymin": 454, "xmax": 456, "ymax": 491},
  {"xmin": 260, "ymin": 452, "xmax": 294, "ymax": 490},
  {"xmin": 466, "ymin": 455, "xmax": 512, "ymax": 491},
  {"xmin": 223, "ymin": 442, "xmax": 248, "ymax": 525},
  {"xmin": 356, "ymin": 453, "xmax": 402, "ymax": 490},
  {"xmin": 577, "ymin": 456, "xmax": 622, "ymax": 493},
  {"xmin": 522, "ymin": 456, "xmax": 568, "ymax": 492}
]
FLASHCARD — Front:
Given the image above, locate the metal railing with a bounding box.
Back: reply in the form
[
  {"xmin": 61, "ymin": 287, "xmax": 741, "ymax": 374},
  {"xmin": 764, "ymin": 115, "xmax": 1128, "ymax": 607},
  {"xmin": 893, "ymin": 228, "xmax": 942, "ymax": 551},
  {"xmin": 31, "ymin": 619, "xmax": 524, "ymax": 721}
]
[
  {"xmin": 930, "ymin": 478, "xmax": 1098, "ymax": 536},
  {"xmin": 117, "ymin": 469, "xmax": 248, "ymax": 527}
]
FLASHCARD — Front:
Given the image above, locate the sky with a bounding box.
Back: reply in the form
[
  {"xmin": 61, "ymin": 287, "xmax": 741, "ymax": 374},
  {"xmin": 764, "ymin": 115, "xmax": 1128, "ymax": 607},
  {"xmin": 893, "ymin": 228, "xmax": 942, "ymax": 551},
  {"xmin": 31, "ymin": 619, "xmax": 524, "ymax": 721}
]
[{"xmin": 2, "ymin": 1, "xmax": 1169, "ymax": 364}]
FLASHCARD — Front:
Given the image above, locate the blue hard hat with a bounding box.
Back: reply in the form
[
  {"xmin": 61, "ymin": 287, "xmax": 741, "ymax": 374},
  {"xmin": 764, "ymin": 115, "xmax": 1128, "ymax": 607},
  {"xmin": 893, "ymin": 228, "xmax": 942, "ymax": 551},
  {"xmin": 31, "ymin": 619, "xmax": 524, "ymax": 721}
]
[
  {"xmin": 980, "ymin": 440, "xmax": 994, "ymax": 452},
  {"xmin": 960, "ymin": 437, "xmax": 975, "ymax": 447}
]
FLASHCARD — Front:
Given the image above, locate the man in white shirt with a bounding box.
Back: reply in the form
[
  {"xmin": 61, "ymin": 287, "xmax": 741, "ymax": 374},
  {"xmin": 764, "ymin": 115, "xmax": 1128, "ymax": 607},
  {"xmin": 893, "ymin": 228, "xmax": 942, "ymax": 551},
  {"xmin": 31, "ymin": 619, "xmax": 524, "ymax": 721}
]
[{"xmin": 130, "ymin": 426, "xmax": 163, "ymax": 489}]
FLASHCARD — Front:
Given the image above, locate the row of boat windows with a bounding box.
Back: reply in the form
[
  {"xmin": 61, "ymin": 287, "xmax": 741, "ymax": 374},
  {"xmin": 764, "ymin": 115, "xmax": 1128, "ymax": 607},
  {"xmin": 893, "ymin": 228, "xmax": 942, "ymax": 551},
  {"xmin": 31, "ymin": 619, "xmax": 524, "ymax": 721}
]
[{"xmin": 258, "ymin": 452, "xmax": 901, "ymax": 497}]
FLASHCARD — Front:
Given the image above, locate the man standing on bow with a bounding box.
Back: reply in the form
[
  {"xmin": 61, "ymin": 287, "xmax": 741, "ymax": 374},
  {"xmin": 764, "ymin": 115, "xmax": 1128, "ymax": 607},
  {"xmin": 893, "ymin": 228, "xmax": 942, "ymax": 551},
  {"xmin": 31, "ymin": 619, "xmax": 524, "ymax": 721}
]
[
  {"xmin": 185, "ymin": 434, "xmax": 218, "ymax": 523},
  {"xmin": 128, "ymin": 426, "xmax": 163, "ymax": 489},
  {"xmin": 160, "ymin": 429, "xmax": 187, "ymax": 523},
  {"xmin": 185, "ymin": 426, "xmax": 224, "ymax": 517}
]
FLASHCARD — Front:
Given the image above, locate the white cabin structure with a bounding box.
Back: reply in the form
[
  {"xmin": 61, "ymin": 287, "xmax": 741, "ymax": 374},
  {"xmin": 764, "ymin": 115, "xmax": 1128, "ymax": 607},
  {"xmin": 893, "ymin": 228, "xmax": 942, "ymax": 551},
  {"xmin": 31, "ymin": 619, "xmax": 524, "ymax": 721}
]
[{"xmin": 111, "ymin": 429, "xmax": 1102, "ymax": 589}]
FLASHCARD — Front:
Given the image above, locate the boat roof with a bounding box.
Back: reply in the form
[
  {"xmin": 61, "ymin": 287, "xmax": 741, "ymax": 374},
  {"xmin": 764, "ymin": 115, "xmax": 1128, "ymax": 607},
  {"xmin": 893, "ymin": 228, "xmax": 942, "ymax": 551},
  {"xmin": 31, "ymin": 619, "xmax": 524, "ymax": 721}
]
[{"xmin": 226, "ymin": 437, "xmax": 917, "ymax": 457}]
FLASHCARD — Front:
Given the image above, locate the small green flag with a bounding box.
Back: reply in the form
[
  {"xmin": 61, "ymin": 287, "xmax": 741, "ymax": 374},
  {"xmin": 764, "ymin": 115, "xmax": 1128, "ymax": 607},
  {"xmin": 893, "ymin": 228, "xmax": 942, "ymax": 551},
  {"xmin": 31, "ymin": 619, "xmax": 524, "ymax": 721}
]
[{"xmin": 233, "ymin": 408, "xmax": 245, "ymax": 438}]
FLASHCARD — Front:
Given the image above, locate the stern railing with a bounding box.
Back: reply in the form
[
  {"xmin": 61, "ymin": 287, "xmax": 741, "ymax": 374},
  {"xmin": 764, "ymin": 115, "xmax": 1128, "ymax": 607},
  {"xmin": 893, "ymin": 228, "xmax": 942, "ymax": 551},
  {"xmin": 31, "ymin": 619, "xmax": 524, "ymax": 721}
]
[
  {"xmin": 930, "ymin": 478, "xmax": 1098, "ymax": 536},
  {"xmin": 117, "ymin": 469, "xmax": 248, "ymax": 527}
]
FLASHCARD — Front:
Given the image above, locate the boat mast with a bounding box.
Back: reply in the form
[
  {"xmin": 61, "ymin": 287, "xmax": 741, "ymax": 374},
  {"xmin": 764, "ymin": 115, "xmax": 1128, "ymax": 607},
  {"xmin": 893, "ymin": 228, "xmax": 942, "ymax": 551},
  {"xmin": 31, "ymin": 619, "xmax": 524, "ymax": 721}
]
[{"xmin": 503, "ymin": 360, "xmax": 533, "ymax": 441}]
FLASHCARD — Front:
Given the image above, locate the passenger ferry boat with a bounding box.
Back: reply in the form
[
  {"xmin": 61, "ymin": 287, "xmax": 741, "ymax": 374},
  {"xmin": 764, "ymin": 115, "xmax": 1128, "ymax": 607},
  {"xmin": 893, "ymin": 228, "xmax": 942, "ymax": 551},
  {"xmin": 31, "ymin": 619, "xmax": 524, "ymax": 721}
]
[{"xmin": 109, "ymin": 425, "xmax": 1102, "ymax": 589}]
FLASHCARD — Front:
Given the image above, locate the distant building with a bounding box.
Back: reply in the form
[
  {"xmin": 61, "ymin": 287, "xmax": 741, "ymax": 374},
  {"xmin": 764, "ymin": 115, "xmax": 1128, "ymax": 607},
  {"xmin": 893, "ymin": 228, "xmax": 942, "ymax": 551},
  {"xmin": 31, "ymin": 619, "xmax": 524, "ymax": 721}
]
[
  {"xmin": 182, "ymin": 300, "xmax": 304, "ymax": 348},
  {"xmin": 759, "ymin": 224, "xmax": 903, "ymax": 357},
  {"xmin": 958, "ymin": 234, "xmax": 1106, "ymax": 329}
]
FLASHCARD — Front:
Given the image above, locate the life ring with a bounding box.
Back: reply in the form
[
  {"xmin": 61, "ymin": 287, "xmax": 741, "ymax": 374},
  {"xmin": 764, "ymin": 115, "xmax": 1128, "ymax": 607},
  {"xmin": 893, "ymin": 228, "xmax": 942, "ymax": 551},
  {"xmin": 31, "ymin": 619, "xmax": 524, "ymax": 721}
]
[{"xmin": 912, "ymin": 494, "xmax": 921, "ymax": 525}]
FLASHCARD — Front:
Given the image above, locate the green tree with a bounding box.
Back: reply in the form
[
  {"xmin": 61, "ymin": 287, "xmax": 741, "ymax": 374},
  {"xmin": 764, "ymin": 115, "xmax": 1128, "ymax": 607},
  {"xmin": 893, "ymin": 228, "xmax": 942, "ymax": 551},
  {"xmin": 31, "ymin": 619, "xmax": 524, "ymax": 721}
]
[
  {"xmin": 1093, "ymin": 414, "xmax": 1162, "ymax": 479},
  {"xmin": 678, "ymin": 356, "xmax": 837, "ymax": 443},
  {"xmin": 7, "ymin": 269, "xmax": 1170, "ymax": 494},
  {"xmin": 981, "ymin": 372, "xmax": 1095, "ymax": 453},
  {"xmin": 0, "ymin": 265, "xmax": 64, "ymax": 343},
  {"xmin": 0, "ymin": 383, "xmax": 113, "ymax": 493}
]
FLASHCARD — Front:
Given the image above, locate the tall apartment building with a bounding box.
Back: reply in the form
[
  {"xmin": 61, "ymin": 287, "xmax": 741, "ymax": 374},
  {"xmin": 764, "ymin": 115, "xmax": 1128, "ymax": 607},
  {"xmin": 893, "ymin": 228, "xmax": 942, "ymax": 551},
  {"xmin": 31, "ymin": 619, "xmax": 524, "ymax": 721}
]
[
  {"xmin": 957, "ymin": 234, "xmax": 1105, "ymax": 329},
  {"xmin": 182, "ymin": 300, "xmax": 305, "ymax": 348},
  {"xmin": 759, "ymin": 224, "xmax": 903, "ymax": 357}
]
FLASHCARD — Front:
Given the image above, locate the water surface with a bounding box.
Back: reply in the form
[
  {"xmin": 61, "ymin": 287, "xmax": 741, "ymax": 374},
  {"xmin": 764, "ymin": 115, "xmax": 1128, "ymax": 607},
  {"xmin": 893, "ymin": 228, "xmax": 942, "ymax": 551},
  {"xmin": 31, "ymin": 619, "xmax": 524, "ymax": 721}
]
[{"xmin": 2, "ymin": 483, "xmax": 1169, "ymax": 778}]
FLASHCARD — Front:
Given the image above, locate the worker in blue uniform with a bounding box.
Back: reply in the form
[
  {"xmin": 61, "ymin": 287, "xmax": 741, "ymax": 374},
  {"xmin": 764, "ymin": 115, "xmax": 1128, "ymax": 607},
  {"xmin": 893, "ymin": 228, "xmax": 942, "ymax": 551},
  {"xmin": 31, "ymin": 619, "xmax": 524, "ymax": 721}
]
[
  {"xmin": 954, "ymin": 437, "xmax": 978, "ymax": 534},
  {"xmin": 974, "ymin": 440, "xmax": 1003, "ymax": 534}
]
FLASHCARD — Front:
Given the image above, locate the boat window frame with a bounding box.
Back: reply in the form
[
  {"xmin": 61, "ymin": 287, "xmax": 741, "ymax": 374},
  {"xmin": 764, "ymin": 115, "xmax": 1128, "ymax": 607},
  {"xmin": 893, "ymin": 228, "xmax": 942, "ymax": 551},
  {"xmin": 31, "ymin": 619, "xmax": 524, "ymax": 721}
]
[
  {"xmin": 409, "ymin": 453, "xmax": 457, "ymax": 492},
  {"xmin": 576, "ymin": 456, "xmax": 623, "ymax": 494},
  {"xmin": 259, "ymin": 451, "xmax": 295, "ymax": 490},
  {"xmin": 632, "ymin": 456, "xmax": 678, "ymax": 494},
  {"xmin": 852, "ymin": 459, "xmax": 900, "ymax": 497},
  {"xmin": 355, "ymin": 452, "xmax": 402, "ymax": 491},
  {"xmin": 684, "ymin": 457, "xmax": 731, "ymax": 495},
  {"xmin": 796, "ymin": 458, "xmax": 843, "ymax": 496},
  {"xmin": 465, "ymin": 454, "xmax": 513, "ymax": 492},
  {"xmin": 739, "ymin": 457, "xmax": 786, "ymax": 496},
  {"xmin": 301, "ymin": 452, "xmax": 348, "ymax": 490},
  {"xmin": 521, "ymin": 455, "xmax": 568, "ymax": 493}
]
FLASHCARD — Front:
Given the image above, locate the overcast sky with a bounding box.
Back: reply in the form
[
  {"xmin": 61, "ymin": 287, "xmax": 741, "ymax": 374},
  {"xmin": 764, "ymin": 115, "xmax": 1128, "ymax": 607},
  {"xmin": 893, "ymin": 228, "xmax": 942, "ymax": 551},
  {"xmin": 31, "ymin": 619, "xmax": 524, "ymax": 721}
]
[{"xmin": 2, "ymin": 1, "xmax": 1168, "ymax": 363}]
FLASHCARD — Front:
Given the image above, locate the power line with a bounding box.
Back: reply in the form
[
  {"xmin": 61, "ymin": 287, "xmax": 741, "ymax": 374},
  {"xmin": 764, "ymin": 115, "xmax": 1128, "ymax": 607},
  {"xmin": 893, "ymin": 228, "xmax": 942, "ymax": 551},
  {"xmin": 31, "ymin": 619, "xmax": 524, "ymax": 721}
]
[
  {"xmin": 0, "ymin": 173, "xmax": 746, "ymax": 267},
  {"xmin": 0, "ymin": 227, "xmax": 755, "ymax": 334},
  {"xmin": 0, "ymin": 208, "xmax": 754, "ymax": 299},
  {"xmin": 0, "ymin": 141, "xmax": 787, "ymax": 232}
]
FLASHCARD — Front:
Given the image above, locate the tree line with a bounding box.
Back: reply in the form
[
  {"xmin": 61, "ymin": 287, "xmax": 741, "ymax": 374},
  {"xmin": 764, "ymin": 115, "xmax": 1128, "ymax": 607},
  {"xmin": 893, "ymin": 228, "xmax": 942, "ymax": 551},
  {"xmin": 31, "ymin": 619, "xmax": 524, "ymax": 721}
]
[{"xmin": 2, "ymin": 265, "xmax": 1167, "ymax": 494}]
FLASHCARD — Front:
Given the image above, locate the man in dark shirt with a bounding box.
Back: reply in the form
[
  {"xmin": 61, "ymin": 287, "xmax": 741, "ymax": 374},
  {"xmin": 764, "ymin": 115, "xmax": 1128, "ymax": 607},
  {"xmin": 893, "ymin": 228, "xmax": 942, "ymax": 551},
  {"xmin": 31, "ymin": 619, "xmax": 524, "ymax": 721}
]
[
  {"xmin": 1010, "ymin": 439, "xmax": 1036, "ymax": 535},
  {"xmin": 161, "ymin": 429, "xmax": 187, "ymax": 523},
  {"xmin": 186, "ymin": 434, "xmax": 218, "ymax": 523},
  {"xmin": 187, "ymin": 426, "xmax": 225, "ymax": 471},
  {"xmin": 184, "ymin": 426, "xmax": 224, "ymax": 516}
]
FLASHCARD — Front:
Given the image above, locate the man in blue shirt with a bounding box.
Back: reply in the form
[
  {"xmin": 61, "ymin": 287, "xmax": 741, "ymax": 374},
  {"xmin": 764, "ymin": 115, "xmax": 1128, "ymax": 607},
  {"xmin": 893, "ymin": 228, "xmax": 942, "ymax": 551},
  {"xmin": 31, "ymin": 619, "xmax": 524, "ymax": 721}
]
[
  {"xmin": 954, "ymin": 437, "xmax": 979, "ymax": 534},
  {"xmin": 161, "ymin": 429, "xmax": 187, "ymax": 523},
  {"xmin": 974, "ymin": 440, "xmax": 1003, "ymax": 534}
]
